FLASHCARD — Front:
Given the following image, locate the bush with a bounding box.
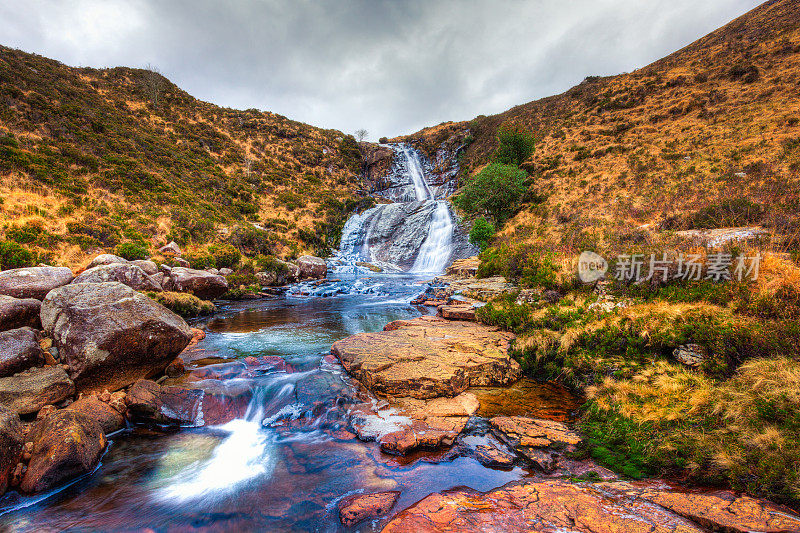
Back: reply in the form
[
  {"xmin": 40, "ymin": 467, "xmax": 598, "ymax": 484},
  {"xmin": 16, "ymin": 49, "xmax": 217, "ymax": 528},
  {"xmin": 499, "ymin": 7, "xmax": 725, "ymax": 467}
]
[
  {"xmin": 209, "ymin": 243, "xmax": 241, "ymax": 269},
  {"xmin": 0, "ymin": 241, "xmax": 35, "ymax": 270},
  {"xmin": 183, "ymin": 251, "xmax": 215, "ymax": 270},
  {"xmin": 147, "ymin": 291, "xmax": 215, "ymax": 318},
  {"xmin": 469, "ymin": 216, "xmax": 495, "ymax": 251},
  {"xmin": 494, "ymin": 126, "xmax": 535, "ymax": 166},
  {"xmin": 477, "ymin": 244, "xmax": 560, "ymax": 289},
  {"xmin": 115, "ymin": 241, "xmax": 149, "ymax": 260},
  {"xmin": 455, "ymin": 163, "xmax": 528, "ymax": 225}
]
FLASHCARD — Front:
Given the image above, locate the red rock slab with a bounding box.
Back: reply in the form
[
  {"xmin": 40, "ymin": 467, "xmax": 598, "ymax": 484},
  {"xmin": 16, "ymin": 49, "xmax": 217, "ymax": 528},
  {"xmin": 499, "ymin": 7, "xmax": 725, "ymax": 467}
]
[
  {"xmin": 339, "ymin": 491, "xmax": 401, "ymax": 527},
  {"xmin": 437, "ymin": 305, "xmax": 476, "ymax": 321}
]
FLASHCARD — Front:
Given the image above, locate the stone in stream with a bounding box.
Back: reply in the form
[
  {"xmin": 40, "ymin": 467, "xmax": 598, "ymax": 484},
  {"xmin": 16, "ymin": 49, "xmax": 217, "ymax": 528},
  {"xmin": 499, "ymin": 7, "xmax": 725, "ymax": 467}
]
[
  {"xmin": 66, "ymin": 395, "xmax": 126, "ymax": 434},
  {"xmin": 489, "ymin": 416, "xmax": 583, "ymax": 472},
  {"xmin": 0, "ymin": 326, "xmax": 45, "ymax": 377},
  {"xmin": 20, "ymin": 410, "xmax": 107, "ymax": 494},
  {"xmin": 296, "ymin": 255, "xmax": 327, "ymax": 280},
  {"xmin": 339, "ymin": 491, "xmax": 400, "ymax": 527},
  {"xmin": 125, "ymin": 379, "xmax": 204, "ymax": 426},
  {"xmin": 0, "ymin": 406, "xmax": 24, "ymax": 495},
  {"xmin": 331, "ymin": 315, "xmax": 519, "ymax": 399},
  {"xmin": 72, "ymin": 263, "xmax": 163, "ymax": 292},
  {"xmin": 41, "ymin": 282, "xmax": 193, "ymax": 394},
  {"xmin": 162, "ymin": 267, "xmax": 228, "ymax": 300},
  {"xmin": 0, "ymin": 295, "xmax": 42, "ymax": 331},
  {"xmin": 0, "ymin": 266, "xmax": 74, "ymax": 300},
  {"xmin": 0, "ymin": 366, "xmax": 74, "ymax": 415}
]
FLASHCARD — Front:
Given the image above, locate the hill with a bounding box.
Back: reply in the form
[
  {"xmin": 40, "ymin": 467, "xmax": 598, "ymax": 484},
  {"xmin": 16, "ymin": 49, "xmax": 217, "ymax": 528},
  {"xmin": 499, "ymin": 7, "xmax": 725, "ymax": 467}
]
[{"xmin": 0, "ymin": 46, "xmax": 366, "ymax": 269}]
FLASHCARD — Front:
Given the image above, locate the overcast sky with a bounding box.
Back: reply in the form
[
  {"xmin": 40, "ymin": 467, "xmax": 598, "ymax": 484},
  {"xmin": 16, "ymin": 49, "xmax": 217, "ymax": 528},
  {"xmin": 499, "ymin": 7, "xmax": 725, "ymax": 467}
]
[{"xmin": 0, "ymin": 0, "xmax": 761, "ymax": 137}]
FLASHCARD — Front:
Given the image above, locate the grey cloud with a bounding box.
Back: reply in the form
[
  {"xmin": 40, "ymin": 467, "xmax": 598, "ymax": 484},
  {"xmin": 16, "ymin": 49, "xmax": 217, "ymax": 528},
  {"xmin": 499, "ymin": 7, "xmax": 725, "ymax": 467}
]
[{"xmin": 0, "ymin": 0, "xmax": 761, "ymax": 137}]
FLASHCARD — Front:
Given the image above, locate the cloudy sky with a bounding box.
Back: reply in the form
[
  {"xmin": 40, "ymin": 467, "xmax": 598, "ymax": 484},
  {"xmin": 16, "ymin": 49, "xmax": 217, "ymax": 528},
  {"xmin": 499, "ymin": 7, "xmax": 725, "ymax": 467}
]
[{"xmin": 0, "ymin": 0, "xmax": 761, "ymax": 137}]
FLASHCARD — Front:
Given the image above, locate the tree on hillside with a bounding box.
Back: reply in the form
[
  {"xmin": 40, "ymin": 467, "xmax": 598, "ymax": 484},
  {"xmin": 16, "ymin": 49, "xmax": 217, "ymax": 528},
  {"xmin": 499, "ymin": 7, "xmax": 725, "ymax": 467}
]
[
  {"xmin": 143, "ymin": 64, "xmax": 164, "ymax": 108},
  {"xmin": 454, "ymin": 163, "xmax": 528, "ymax": 226},
  {"xmin": 354, "ymin": 129, "xmax": 369, "ymax": 142},
  {"xmin": 494, "ymin": 126, "xmax": 535, "ymax": 166},
  {"xmin": 469, "ymin": 216, "xmax": 495, "ymax": 251}
]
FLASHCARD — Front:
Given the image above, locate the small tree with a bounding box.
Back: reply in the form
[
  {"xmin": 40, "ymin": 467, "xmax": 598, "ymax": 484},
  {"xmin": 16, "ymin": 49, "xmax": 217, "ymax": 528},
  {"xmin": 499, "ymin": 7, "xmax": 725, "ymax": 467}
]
[
  {"xmin": 454, "ymin": 163, "xmax": 528, "ymax": 226},
  {"xmin": 354, "ymin": 129, "xmax": 368, "ymax": 142},
  {"xmin": 143, "ymin": 64, "xmax": 164, "ymax": 108},
  {"xmin": 469, "ymin": 216, "xmax": 495, "ymax": 251},
  {"xmin": 494, "ymin": 126, "xmax": 535, "ymax": 166}
]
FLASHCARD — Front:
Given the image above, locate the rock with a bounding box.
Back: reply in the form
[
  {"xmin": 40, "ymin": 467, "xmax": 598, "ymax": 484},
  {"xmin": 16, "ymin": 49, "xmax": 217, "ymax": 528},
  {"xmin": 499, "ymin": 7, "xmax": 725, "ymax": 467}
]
[
  {"xmin": 471, "ymin": 444, "xmax": 516, "ymax": 468},
  {"xmin": 41, "ymin": 282, "xmax": 193, "ymax": 393},
  {"xmin": 673, "ymin": 344, "xmax": 706, "ymax": 368},
  {"xmin": 174, "ymin": 258, "xmax": 190, "ymax": 268},
  {"xmin": 256, "ymin": 271, "xmax": 277, "ymax": 286},
  {"xmin": 339, "ymin": 491, "xmax": 400, "ymax": 527},
  {"xmin": 437, "ymin": 304, "xmax": 476, "ymax": 321},
  {"xmin": 163, "ymin": 267, "xmax": 228, "ymax": 300},
  {"xmin": 130, "ymin": 260, "xmax": 159, "ymax": 275},
  {"xmin": 0, "ymin": 327, "xmax": 45, "ymax": 377},
  {"xmin": 0, "ymin": 295, "xmax": 41, "ymax": 331},
  {"xmin": 332, "ymin": 315, "xmax": 519, "ymax": 399},
  {"xmin": 0, "ymin": 267, "xmax": 74, "ymax": 300},
  {"xmin": 356, "ymin": 262, "xmax": 383, "ymax": 273},
  {"xmin": 72, "ymin": 263, "xmax": 163, "ymax": 292},
  {"xmin": 0, "ymin": 406, "xmax": 23, "ymax": 494},
  {"xmin": 444, "ymin": 257, "xmax": 479, "ymax": 279},
  {"xmin": 20, "ymin": 410, "xmax": 106, "ymax": 494},
  {"xmin": 218, "ymin": 267, "xmax": 233, "ymax": 276},
  {"xmin": 86, "ymin": 254, "xmax": 128, "ymax": 269},
  {"xmin": 66, "ymin": 395, "xmax": 125, "ymax": 434},
  {"xmin": 36, "ymin": 404, "xmax": 58, "ymax": 420},
  {"xmin": 437, "ymin": 275, "xmax": 515, "ymax": 302},
  {"xmin": 151, "ymin": 272, "xmax": 166, "ymax": 286},
  {"xmin": 125, "ymin": 379, "xmax": 204, "ymax": 426},
  {"xmin": 159, "ymin": 241, "xmax": 181, "ymax": 256},
  {"xmin": 296, "ymin": 255, "xmax": 327, "ymax": 280},
  {"xmin": 0, "ymin": 366, "xmax": 74, "ymax": 415},
  {"xmin": 490, "ymin": 416, "xmax": 582, "ymax": 472},
  {"xmin": 165, "ymin": 357, "xmax": 186, "ymax": 378}
]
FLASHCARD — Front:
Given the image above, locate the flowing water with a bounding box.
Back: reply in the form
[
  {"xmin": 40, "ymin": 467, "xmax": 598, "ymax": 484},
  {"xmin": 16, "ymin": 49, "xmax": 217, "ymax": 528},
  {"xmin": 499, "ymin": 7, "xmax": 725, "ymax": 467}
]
[{"xmin": 0, "ymin": 274, "xmax": 578, "ymax": 532}]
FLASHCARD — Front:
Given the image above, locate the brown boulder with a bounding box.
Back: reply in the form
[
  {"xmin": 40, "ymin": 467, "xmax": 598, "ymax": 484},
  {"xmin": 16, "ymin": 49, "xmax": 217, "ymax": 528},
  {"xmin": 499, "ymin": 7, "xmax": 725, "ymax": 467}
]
[
  {"xmin": 73, "ymin": 263, "xmax": 163, "ymax": 292},
  {"xmin": 41, "ymin": 282, "xmax": 193, "ymax": 393},
  {"xmin": 0, "ymin": 406, "xmax": 23, "ymax": 495},
  {"xmin": 437, "ymin": 304, "xmax": 476, "ymax": 321},
  {"xmin": 332, "ymin": 315, "xmax": 519, "ymax": 399},
  {"xmin": 339, "ymin": 491, "xmax": 400, "ymax": 527},
  {"xmin": 130, "ymin": 260, "xmax": 159, "ymax": 275},
  {"xmin": 163, "ymin": 267, "xmax": 228, "ymax": 300},
  {"xmin": 20, "ymin": 410, "xmax": 106, "ymax": 494},
  {"xmin": 296, "ymin": 255, "xmax": 327, "ymax": 280},
  {"xmin": 0, "ymin": 366, "xmax": 74, "ymax": 415},
  {"xmin": 0, "ymin": 327, "xmax": 45, "ymax": 377},
  {"xmin": 0, "ymin": 266, "xmax": 74, "ymax": 300},
  {"xmin": 66, "ymin": 395, "xmax": 125, "ymax": 434},
  {"xmin": 159, "ymin": 241, "xmax": 181, "ymax": 256},
  {"xmin": 86, "ymin": 254, "xmax": 128, "ymax": 269},
  {"xmin": 0, "ymin": 295, "xmax": 41, "ymax": 331},
  {"xmin": 490, "ymin": 416, "xmax": 582, "ymax": 472},
  {"xmin": 125, "ymin": 379, "xmax": 203, "ymax": 426}
]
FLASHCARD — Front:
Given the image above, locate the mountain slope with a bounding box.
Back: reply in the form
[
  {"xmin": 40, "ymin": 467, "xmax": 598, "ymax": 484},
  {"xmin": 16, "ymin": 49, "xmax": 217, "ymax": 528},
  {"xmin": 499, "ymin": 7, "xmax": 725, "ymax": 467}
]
[{"xmin": 0, "ymin": 46, "xmax": 364, "ymax": 268}]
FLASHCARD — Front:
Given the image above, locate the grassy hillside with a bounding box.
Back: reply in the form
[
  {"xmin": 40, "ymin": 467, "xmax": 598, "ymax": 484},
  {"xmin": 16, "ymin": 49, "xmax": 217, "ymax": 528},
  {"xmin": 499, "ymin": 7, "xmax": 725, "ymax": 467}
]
[{"xmin": 0, "ymin": 45, "xmax": 366, "ymax": 269}]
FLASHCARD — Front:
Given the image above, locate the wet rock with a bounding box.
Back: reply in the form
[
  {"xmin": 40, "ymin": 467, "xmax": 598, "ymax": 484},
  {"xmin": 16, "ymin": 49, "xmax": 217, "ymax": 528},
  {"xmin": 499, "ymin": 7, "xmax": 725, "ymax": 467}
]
[
  {"xmin": 443, "ymin": 257, "xmax": 479, "ymax": 279},
  {"xmin": 0, "ymin": 295, "xmax": 41, "ymax": 331},
  {"xmin": 437, "ymin": 304, "xmax": 476, "ymax": 321},
  {"xmin": 0, "ymin": 366, "xmax": 74, "ymax": 415},
  {"xmin": 20, "ymin": 410, "xmax": 107, "ymax": 494},
  {"xmin": 73, "ymin": 263, "xmax": 163, "ymax": 292},
  {"xmin": 66, "ymin": 395, "xmax": 125, "ymax": 434},
  {"xmin": 355, "ymin": 262, "xmax": 383, "ymax": 273},
  {"xmin": 125, "ymin": 379, "xmax": 204, "ymax": 426},
  {"xmin": 673, "ymin": 344, "xmax": 706, "ymax": 368},
  {"xmin": 471, "ymin": 444, "xmax": 516, "ymax": 468},
  {"xmin": 41, "ymin": 282, "xmax": 193, "ymax": 393},
  {"xmin": 159, "ymin": 241, "xmax": 181, "ymax": 256},
  {"xmin": 163, "ymin": 267, "xmax": 228, "ymax": 300},
  {"xmin": 0, "ymin": 406, "xmax": 23, "ymax": 495},
  {"xmin": 296, "ymin": 255, "xmax": 327, "ymax": 280},
  {"xmin": 86, "ymin": 254, "xmax": 128, "ymax": 269},
  {"xmin": 0, "ymin": 266, "xmax": 74, "ymax": 300},
  {"xmin": 490, "ymin": 416, "xmax": 582, "ymax": 472},
  {"xmin": 332, "ymin": 315, "xmax": 519, "ymax": 399},
  {"xmin": 130, "ymin": 260, "xmax": 159, "ymax": 275},
  {"xmin": 339, "ymin": 491, "xmax": 400, "ymax": 527},
  {"xmin": 165, "ymin": 357, "xmax": 186, "ymax": 378},
  {"xmin": 0, "ymin": 327, "xmax": 45, "ymax": 377}
]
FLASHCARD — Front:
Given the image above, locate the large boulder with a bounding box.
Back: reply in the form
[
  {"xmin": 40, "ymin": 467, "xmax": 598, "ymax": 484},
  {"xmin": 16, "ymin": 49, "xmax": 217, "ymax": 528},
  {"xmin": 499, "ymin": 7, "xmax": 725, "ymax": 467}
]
[
  {"xmin": 0, "ymin": 267, "xmax": 74, "ymax": 300},
  {"xmin": 125, "ymin": 379, "xmax": 204, "ymax": 426},
  {"xmin": 0, "ymin": 327, "xmax": 45, "ymax": 377},
  {"xmin": 86, "ymin": 254, "xmax": 128, "ymax": 269},
  {"xmin": 66, "ymin": 395, "xmax": 125, "ymax": 434},
  {"xmin": 0, "ymin": 366, "xmax": 74, "ymax": 415},
  {"xmin": 0, "ymin": 406, "xmax": 23, "ymax": 495},
  {"xmin": 0, "ymin": 295, "xmax": 41, "ymax": 331},
  {"xmin": 163, "ymin": 267, "xmax": 228, "ymax": 300},
  {"xmin": 296, "ymin": 255, "xmax": 327, "ymax": 280},
  {"xmin": 73, "ymin": 263, "xmax": 162, "ymax": 292},
  {"xmin": 131, "ymin": 260, "xmax": 159, "ymax": 275},
  {"xmin": 20, "ymin": 410, "xmax": 107, "ymax": 494},
  {"xmin": 41, "ymin": 282, "xmax": 193, "ymax": 393},
  {"xmin": 159, "ymin": 241, "xmax": 182, "ymax": 256}
]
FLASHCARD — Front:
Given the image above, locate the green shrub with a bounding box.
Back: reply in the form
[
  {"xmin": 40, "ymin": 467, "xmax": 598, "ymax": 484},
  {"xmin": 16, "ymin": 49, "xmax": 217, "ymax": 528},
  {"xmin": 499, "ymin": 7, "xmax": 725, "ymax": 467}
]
[
  {"xmin": 209, "ymin": 243, "xmax": 241, "ymax": 269},
  {"xmin": 477, "ymin": 244, "xmax": 560, "ymax": 289},
  {"xmin": 494, "ymin": 126, "xmax": 535, "ymax": 166},
  {"xmin": 256, "ymin": 254, "xmax": 289, "ymax": 274},
  {"xmin": 455, "ymin": 163, "xmax": 528, "ymax": 225},
  {"xmin": 0, "ymin": 241, "xmax": 35, "ymax": 270},
  {"xmin": 183, "ymin": 251, "xmax": 215, "ymax": 270},
  {"xmin": 468, "ymin": 216, "xmax": 495, "ymax": 251},
  {"xmin": 147, "ymin": 291, "xmax": 215, "ymax": 317},
  {"xmin": 115, "ymin": 241, "xmax": 149, "ymax": 260}
]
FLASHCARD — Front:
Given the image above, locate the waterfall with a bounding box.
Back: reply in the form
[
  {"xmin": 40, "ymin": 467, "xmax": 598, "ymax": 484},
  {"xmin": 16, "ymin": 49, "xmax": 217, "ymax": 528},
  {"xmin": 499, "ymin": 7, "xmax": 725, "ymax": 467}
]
[
  {"xmin": 410, "ymin": 200, "xmax": 454, "ymax": 273},
  {"xmin": 403, "ymin": 146, "xmax": 432, "ymax": 201}
]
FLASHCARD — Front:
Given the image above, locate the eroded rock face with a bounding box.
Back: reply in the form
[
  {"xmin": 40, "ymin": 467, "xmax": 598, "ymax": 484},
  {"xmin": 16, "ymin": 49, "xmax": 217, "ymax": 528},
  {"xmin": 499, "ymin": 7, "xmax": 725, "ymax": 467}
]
[
  {"xmin": 86, "ymin": 254, "xmax": 128, "ymax": 269},
  {"xmin": 0, "ymin": 295, "xmax": 41, "ymax": 331},
  {"xmin": 332, "ymin": 315, "xmax": 519, "ymax": 399},
  {"xmin": 339, "ymin": 491, "xmax": 400, "ymax": 527},
  {"xmin": 0, "ymin": 366, "xmax": 74, "ymax": 415},
  {"xmin": 0, "ymin": 327, "xmax": 45, "ymax": 377},
  {"xmin": 296, "ymin": 255, "xmax": 327, "ymax": 280},
  {"xmin": 41, "ymin": 282, "xmax": 193, "ymax": 393},
  {"xmin": 163, "ymin": 267, "xmax": 228, "ymax": 300},
  {"xmin": 0, "ymin": 267, "xmax": 74, "ymax": 300},
  {"xmin": 20, "ymin": 410, "xmax": 107, "ymax": 494},
  {"xmin": 73, "ymin": 263, "xmax": 163, "ymax": 292},
  {"xmin": 0, "ymin": 406, "xmax": 23, "ymax": 495}
]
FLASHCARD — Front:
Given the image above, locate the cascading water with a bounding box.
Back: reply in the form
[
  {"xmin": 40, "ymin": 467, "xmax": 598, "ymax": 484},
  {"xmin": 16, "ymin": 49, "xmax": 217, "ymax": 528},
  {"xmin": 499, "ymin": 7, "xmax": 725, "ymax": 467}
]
[{"xmin": 410, "ymin": 200, "xmax": 454, "ymax": 273}]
